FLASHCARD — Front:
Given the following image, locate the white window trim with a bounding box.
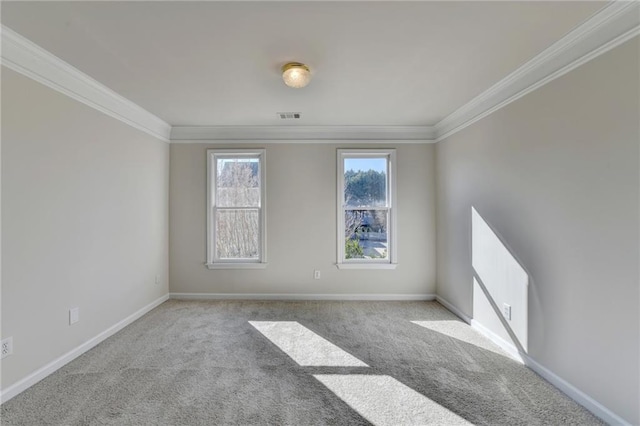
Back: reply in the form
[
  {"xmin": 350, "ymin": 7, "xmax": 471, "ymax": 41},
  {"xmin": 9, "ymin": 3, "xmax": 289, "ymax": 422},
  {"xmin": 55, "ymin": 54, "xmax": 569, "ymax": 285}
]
[
  {"xmin": 206, "ymin": 149, "xmax": 267, "ymax": 270},
  {"xmin": 336, "ymin": 149, "xmax": 397, "ymax": 270}
]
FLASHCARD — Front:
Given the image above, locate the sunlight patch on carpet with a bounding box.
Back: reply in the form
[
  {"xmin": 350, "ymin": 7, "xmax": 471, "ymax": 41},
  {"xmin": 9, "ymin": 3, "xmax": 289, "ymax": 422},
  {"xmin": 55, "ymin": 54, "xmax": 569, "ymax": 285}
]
[
  {"xmin": 314, "ymin": 374, "xmax": 472, "ymax": 426},
  {"xmin": 249, "ymin": 321, "xmax": 368, "ymax": 367},
  {"xmin": 411, "ymin": 320, "xmax": 508, "ymax": 357}
]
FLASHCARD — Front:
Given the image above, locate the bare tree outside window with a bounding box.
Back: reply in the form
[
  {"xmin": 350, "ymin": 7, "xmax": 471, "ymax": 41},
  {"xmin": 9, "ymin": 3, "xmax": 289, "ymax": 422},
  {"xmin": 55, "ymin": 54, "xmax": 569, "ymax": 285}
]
[
  {"xmin": 214, "ymin": 157, "xmax": 261, "ymax": 260},
  {"xmin": 208, "ymin": 150, "xmax": 264, "ymax": 266}
]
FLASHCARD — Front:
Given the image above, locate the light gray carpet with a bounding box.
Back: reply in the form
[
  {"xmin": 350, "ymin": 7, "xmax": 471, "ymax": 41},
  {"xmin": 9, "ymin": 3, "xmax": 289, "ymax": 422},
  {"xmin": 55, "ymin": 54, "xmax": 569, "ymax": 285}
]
[{"xmin": 1, "ymin": 300, "xmax": 604, "ymax": 425}]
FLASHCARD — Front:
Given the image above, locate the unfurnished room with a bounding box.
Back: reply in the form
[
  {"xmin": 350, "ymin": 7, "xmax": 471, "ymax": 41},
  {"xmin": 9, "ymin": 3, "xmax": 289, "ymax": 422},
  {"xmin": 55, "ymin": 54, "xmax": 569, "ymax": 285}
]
[{"xmin": 0, "ymin": 1, "xmax": 638, "ymax": 425}]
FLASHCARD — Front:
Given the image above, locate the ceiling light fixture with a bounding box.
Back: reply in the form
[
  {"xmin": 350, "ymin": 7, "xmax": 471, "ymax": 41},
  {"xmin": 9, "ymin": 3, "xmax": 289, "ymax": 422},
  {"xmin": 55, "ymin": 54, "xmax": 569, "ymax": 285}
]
[{"xmin": 282, "ymin": 62, "xmax": 311, "ymax": 88}]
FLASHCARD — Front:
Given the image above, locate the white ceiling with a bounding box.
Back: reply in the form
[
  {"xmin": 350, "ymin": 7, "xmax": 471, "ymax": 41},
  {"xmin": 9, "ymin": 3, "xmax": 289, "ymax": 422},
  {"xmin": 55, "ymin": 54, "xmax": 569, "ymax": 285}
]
[{"xmin": 2, "ymin": 1, "xmax": 606, "ymax": 127}]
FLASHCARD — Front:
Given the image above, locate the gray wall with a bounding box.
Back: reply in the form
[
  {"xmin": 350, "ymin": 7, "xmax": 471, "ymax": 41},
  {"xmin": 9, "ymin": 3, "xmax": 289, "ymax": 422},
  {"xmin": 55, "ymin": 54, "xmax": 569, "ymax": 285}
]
[
  {"xmin": 435, "ymin": 38, "xmax": 639, "ymax": 424},
  {"xmin": 170, "ymin": 143, "xmax": 436, "ymax": 296},
  {"xmin": 1, "ymin": 69, "xmax": 170, "ymax": 390}
]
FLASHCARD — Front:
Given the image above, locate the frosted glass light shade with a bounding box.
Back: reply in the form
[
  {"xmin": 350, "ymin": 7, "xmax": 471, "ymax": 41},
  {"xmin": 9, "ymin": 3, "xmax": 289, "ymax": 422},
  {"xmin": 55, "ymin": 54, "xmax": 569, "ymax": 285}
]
[{"xmin": 282, "ymin": 62, "xmax": 311, "ymax": 88}]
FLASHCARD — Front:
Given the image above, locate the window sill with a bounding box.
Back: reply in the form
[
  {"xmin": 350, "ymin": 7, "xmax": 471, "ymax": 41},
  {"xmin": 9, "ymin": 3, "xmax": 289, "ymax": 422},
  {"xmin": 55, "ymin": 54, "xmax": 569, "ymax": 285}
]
[
  {"xmin": 206, "ymin": 263, "xmax": 268, "ymax": 270},
  {"xmin": 336, "ymin": 263, "xmax": 398, "ymax": 270}
]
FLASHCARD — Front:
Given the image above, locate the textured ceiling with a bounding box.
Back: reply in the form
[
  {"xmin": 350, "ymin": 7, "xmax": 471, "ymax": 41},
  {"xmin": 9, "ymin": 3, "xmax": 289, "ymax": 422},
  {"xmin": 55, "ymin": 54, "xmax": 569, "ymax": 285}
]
[{"xmin": 2, "ymin": 1, "xmax": 606, "ymax": 126}]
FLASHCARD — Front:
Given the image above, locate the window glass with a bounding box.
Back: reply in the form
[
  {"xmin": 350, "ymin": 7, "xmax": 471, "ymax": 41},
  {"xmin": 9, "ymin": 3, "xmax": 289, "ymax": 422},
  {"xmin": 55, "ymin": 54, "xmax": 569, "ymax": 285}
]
[
  {"xmin": 344, "ymin": 209, "xmax": 388, "ymax": 260},
  {"xmin": 215, "ymin": 209, "xmax": 259, "ymax": 259},
  {"xmin": 207, "ymin": 150, "xmax": 266, "ymax": 268},
  {"xmin": 216, "ymin": 158, "xmax": 260, "ymax": 208},
  {"xmin": 338, "ymin": 150, "xmax": 395, "ymax": 266},
  {"xmin": 344, "ymin": 158, "xmax": 387, "ymax": 207}
]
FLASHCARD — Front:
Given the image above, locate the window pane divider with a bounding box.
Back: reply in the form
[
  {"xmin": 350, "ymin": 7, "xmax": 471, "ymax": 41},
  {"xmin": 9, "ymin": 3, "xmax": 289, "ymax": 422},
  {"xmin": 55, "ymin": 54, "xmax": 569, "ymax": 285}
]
[
  {"xmin": 343, "ymin": 206, "xmax": 390, "ymax": 211},
  {"xmin": 337, "ymin": 148, "xmax": 397, "ymax": 268},
  {"xmin": 207, "ymin": 149, "xmax": 267, "ymax": 268},
  {"xmin": 214, "ymin": 206, "xmax": 260, "ymax": 210}
]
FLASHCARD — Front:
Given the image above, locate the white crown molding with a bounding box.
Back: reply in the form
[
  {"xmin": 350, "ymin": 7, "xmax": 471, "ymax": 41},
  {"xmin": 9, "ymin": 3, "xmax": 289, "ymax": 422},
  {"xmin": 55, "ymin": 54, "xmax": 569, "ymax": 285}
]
[
  {"xmin": 2, "ymin": 1, "xmax": 638, "ymax": 145},
  {"xmin": 171, "ymin": 2, "xmax": 640, "ymax": 144},
  {"xmin": 434, "ymin": 1, "xmax": 640, "ymax": 142},
  {"xmin": 170, "ymin": 125, "xmax": 436, "ymax": 142},
  {"xmin": 1, "ymin": 25, "xmax": 171, "ymax": 142}
]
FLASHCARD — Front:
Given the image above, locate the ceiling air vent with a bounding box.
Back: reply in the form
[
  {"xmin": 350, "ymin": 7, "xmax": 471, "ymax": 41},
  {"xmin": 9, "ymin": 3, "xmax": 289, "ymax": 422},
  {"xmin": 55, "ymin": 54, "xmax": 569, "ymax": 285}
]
[{"xmin": 277, "ymin": 112, "xmax": 301, "ymax": 120}]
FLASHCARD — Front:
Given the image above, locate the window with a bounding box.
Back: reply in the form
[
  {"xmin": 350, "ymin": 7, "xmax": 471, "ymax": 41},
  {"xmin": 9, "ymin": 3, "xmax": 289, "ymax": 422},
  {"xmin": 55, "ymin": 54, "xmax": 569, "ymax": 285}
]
[
  {"xmin": 206, "ymin": 149, "xmax": 266, "ymax": 269},
  {"xmin": 337, "ymin": 149, "xmax": 397, "ymax": 269}
]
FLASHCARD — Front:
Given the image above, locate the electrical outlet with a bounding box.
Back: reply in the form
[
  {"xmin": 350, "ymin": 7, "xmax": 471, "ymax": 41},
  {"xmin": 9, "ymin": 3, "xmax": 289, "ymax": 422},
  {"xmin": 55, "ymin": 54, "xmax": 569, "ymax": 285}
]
[
  {"xmin": 69, "ymin": 307, "xmax": 80, "ymax": 325},
  {"xmin": 1, "ymin": 337, "xmax": 13, "ymax": 359},
  {"xmin": 502, "ymin": 303, "xmax": 512, "ymax": 321},
  {"xmin": 155, "ymin": 274, "xmax": 161, "ymax": 285},
  {"xmin": 314, "ymin": 270, "xmax": 321, "ymax": 280}
]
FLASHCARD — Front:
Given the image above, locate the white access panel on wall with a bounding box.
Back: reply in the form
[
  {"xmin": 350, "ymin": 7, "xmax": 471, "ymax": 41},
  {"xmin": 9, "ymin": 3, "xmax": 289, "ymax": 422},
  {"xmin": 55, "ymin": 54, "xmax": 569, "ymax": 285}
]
[{"xmin": 471, "ymin": 207, "xmax": 528, "ymax": 353}]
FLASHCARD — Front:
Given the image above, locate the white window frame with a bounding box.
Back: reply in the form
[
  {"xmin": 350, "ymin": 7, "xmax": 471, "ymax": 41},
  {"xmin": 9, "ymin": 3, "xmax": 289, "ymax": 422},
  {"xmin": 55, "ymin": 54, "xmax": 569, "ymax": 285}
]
[
  {"xmin": 337, "ymin": 149, "xmax": 397, "ymax": 270},
  {"xmin": 206, "ymin": 149, "xmax": 267, "ymax": 269}
]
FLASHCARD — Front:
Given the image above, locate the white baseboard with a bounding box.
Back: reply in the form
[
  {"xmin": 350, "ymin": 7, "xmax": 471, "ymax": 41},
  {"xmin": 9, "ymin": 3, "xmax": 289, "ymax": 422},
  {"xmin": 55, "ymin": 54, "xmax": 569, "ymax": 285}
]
[
  {"xmin": 469, "ymin": 319, "xmax": 524, "ymax": 364},
  {"xmin": 0, "ymin": 293, "xmax": 170, "ymax": 404},
  {"xmin": 4, "ymin": 292, "xmax": 628, "ymax": 425},
  {"xmin": 435, "ymin": 295, "xmax": 472, "ymax": 323},
  {"xmin": 471, "ymin": 320, "xmax": 630, "ymax": 424},
  {"xmin": 170, "ymin": 292, "xmax": 436, "ymax": 301},
  {"xmin": 435, "ymin": 296, "xmax": 631, "ymax": 425},
  {"xmin": 522, "ymin": 354, "xmax": 631, "ymax": 426}
]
